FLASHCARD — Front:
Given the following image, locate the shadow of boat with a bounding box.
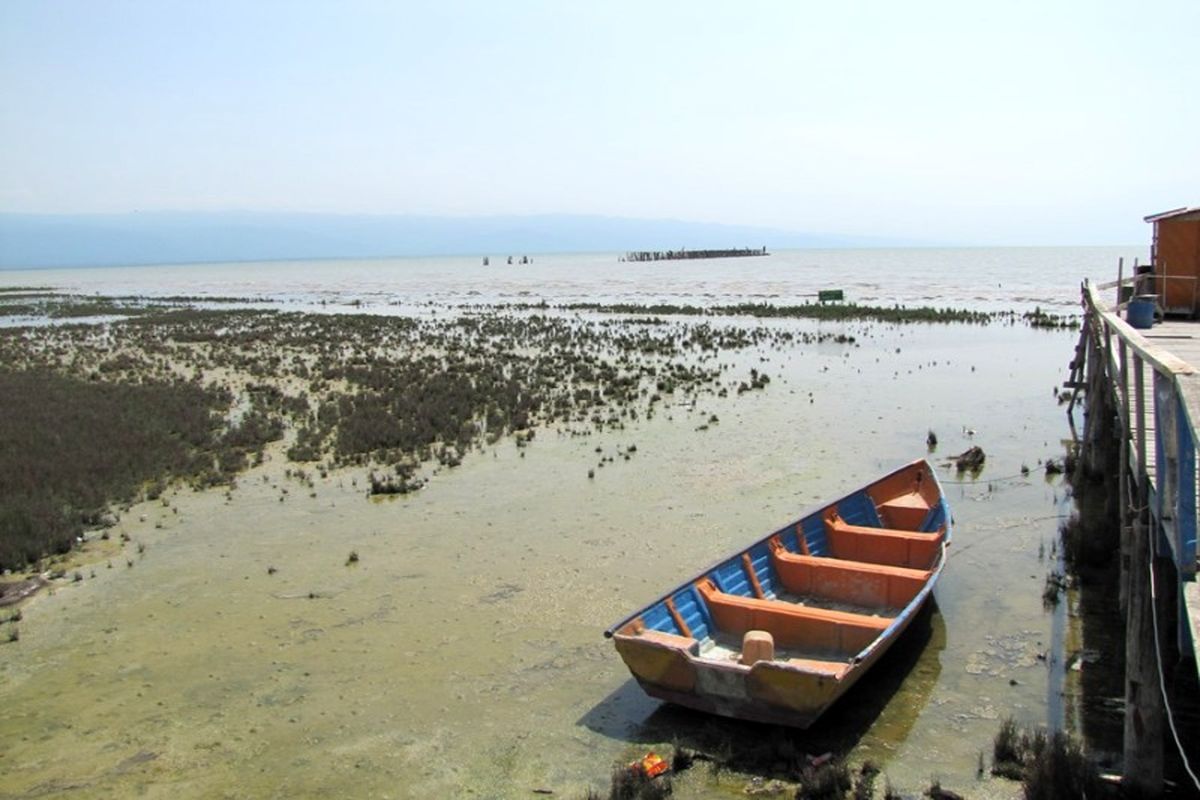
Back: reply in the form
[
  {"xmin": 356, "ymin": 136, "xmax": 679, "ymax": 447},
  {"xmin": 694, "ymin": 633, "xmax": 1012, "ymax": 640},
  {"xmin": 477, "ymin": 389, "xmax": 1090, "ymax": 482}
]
[{"xmin": 579, "ymin": 600, "xmax": 945, "ymax": 769}]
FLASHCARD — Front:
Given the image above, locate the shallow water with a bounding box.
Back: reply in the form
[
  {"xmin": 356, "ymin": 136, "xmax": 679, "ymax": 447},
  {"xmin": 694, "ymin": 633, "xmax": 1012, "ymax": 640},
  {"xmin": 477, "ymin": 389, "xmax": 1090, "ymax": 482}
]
[
  {"xmin": 0, "ymin": 316, "xmax": 1077, "ymax": 798},
  {"xmin": 1, "ymin": 244, "xmax": 1143, "ymax": 314}
]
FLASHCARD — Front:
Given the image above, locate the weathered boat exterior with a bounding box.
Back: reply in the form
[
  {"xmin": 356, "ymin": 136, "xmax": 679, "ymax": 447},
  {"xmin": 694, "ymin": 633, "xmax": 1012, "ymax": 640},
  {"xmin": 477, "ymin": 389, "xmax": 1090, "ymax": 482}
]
[{"xmin": 604, "ymin": 459, "xmax": 950, "ymax": 728}]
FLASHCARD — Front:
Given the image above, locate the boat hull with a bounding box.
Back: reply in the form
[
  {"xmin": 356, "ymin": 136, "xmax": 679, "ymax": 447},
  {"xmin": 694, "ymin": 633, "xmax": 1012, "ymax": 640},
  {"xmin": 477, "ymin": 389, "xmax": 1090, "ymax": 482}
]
[{"xmin": 605, "ymin": 459, "xmax": 949, "ymax": 728}]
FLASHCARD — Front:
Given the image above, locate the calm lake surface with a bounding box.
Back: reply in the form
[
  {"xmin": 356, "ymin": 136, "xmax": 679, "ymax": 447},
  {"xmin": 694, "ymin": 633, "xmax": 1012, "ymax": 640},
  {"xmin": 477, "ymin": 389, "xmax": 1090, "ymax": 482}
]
[
  {"xmin": 0, "ymin": 246, "xmax": 1143, "ymax": 798},
  {"xmin": 3, "ymin": 245, "xmax": 1139, "ymax": 312}
]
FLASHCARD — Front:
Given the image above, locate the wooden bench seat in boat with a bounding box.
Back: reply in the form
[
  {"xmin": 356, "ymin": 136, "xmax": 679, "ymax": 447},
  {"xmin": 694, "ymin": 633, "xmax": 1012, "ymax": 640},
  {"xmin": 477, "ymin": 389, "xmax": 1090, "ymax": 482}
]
[
  {"xmin": 874, "ymin": 490, "xmax": 932, "ymax": 530},
  {"xmin": 865, "ymin": 464, "xmax": 940, "ymax": 530},
  {"xmin": 768, "ymin": 537, "xmax": 931, "ymax": 609},
  {"xmin": 694, "ymin": 578, "xmax": 892, "ymax": 658},
  {"xmin": 824, "ymin": 511, "xmax": 943, "ymax": 570}
]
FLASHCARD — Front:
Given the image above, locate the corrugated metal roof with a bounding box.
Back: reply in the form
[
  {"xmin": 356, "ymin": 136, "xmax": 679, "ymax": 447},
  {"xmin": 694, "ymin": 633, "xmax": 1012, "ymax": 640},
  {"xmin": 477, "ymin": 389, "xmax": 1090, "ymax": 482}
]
[{"xmin": 1145, "ymin": 206, "xmax": 1200, "ymax": 223}]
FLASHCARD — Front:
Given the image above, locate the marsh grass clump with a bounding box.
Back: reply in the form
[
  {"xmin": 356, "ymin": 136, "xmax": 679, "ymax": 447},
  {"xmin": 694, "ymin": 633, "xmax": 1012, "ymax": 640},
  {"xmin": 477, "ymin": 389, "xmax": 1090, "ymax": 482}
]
[
  {"xmin": 992, "ymin": 717, "xmax": 1025, "ymax": 779},
  {"xmin": 1058, "ymin": 513, "xmax": 1111, "ymax": 571},
  {"xmin": 990, "ymin": 718, "xmax": 1102, "ymax": 796},
  {"xmin": 1021, "ymin": 730, "xmax": 1103, "ymax": 800},
  {"xmin": 796, "ymin": 758, "xmax": 852, "ymax": 800},
  {"xmin": 923, "ymin": 778, "xmax": 964, "ymax": 799},
  {"xmin": 1041, "ymin": 571, "xmax": 1067, "ymax": 609},
  {"xmin": 1022, "ymin": 308, "xmax": 1080, "ymax": 331},
  {"xmin": 853, "ymin": 761, "xmax": 881, "ymax": 800},
  {"xmin": 607, "ymin": 765, "xmax": 672, "ymax": 800},
  {"xmin": 0, "ymin": 368, "xmax": 241, "ymax": 569},
  {"xmin": 367, "ymin": 468, "xmax": 424, "ymax": 496},
  {"xmin": 669, "ymin": 745, "xmax": 695, "ymax": 773}
]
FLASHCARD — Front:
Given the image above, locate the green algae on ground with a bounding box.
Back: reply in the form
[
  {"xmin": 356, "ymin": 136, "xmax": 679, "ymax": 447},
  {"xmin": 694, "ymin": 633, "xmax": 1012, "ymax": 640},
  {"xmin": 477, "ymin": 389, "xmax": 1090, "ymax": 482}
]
[
  {"xmin": 0, "ymin": 299, "xmax": 1075, "ymax": 799},
  {"xmin": 0, "ymin": 302, "xmax": 805, "ymax": 568}
]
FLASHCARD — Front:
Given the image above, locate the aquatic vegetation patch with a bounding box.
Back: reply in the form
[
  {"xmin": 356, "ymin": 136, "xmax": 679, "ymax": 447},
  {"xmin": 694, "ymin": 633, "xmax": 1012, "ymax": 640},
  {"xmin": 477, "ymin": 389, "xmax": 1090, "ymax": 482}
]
[
  {"xmin": 990, "ymin": 718, "xmax": 1103, "ymax": 796},
  {"xmin": 0, "ymin": 369, "xmax": 234, "ymax": 569},
  {"xmin": 509, "ymin": 300, "xmax": 1077, "ymax": 329},
  {"xmin": 0, "ymin": 297, "xmax": 897, "ymax": 556},
  {"xmin": 0, "ymin": 303, "xmax": 39, "ymax": 317},
  {"xmin": 0, "ymin": 286, "xmax": 58, "ymax": 293},
  {"xmin": 605, "ymin": 764, "xmax": 673, "ymax": 799}
]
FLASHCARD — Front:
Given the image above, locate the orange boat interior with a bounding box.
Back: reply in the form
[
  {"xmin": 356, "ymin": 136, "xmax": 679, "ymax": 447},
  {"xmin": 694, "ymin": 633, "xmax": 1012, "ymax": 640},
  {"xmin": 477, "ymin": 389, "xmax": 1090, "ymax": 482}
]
[{"xmin": 612, "ymin": 460, "xmax": 949, "ymax": 668}]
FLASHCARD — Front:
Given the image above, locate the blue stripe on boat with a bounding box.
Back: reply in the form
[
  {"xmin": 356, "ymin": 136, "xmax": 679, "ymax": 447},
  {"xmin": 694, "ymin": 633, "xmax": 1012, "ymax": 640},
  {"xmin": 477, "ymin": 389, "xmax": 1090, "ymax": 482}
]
[
  {"xmin": 713, "ymin": 559, "xmax": 751, "ymax": 597},
  {"xmin": 746, "ymin": 541, "xmax": 777, "ymax": 598},
  {"xmin": 837, "ymin": 491, "xmax": 883, "ymax": 528},
  {"xmin": 801, "ymin": 516, "xmax": 828, "ymax": 555},
  {"xmin": 776, "ymin": 522, "xmax": 801, "ymax": 553},
  {"xmin": 642, "ymin": 601, "xmax": 675, "ymax": 634},
  {"xmin": 920, "ymin": 502, "xmax": 945, "ymax": 533},
  {"xmin": 673, "ymin": 585, "xmax": 711, "ymax": 639}
]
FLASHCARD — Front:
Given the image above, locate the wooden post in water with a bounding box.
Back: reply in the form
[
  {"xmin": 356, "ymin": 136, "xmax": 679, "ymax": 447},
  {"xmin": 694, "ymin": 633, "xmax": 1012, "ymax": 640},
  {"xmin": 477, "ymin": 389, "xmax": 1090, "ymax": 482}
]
[
  {"xmin": 1082, "ymin": 319, "xmax": 1114, "ymax": 477},
  {"xmin": 1081, "ymin": 320, "xmax": 1099, "ymax": 474},
  {"xmin": 1124, "ymin": 489, "xmax": 1165, "ymax": 796},
  {"xmin": 1116, "ymin": 257, "xmax": 1124, "ymax": 309}
]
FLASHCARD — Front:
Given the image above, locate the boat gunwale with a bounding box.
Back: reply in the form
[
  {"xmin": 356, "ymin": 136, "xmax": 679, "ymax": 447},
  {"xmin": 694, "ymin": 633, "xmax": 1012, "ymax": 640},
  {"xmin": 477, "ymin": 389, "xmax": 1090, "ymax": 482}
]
[{"xmin": 603, "ymin": 457, "xmax": 951, "ymax": 641}]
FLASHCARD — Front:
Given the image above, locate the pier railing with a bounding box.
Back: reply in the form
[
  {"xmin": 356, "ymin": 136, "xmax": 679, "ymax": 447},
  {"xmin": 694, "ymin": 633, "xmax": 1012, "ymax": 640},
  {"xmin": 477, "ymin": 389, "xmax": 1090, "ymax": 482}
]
[
  {"xmin": 1076, "ymin": 278, "xmax": 1200, "ymax": 796},
  {"xmin": 1079, "ymin": 278, "xmax": 1197, "ymax": 579}
]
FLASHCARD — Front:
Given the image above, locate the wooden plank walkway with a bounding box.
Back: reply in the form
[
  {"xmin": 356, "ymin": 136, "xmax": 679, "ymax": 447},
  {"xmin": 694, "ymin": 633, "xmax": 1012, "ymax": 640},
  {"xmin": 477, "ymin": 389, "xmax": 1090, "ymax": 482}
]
[{"xmin": 1136, "ymin": 319, "xmax": 1200, "ymax": 482}]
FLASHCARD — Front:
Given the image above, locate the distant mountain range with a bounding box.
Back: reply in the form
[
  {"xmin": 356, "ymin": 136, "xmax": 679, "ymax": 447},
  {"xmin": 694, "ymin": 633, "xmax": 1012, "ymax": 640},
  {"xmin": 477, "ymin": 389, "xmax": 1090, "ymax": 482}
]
[{"xmin": 0, "ymin": 211, "xmax": 911, "ymax": 269}]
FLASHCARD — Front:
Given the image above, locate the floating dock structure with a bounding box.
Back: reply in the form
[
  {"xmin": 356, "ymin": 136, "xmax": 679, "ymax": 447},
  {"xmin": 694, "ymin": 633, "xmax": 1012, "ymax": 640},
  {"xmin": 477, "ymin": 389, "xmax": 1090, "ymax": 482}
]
[{"xmin": 1070, "ymin": 271, "xmax": 1200, "ymax": 795}]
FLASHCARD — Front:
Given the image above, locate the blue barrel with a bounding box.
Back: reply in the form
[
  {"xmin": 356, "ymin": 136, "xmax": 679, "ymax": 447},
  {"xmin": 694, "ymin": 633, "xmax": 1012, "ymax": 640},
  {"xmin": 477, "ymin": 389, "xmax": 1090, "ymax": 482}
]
[{"xmin": 1126, "ymin": 296, "xmax": 1156, "ymax": 329}]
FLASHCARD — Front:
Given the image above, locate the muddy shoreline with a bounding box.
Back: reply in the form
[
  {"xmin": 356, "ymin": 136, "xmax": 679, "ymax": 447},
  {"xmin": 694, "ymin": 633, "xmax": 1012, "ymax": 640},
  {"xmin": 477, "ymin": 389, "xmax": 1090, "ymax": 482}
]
[{"xmin": 0, "ymin": 294, "xmax": 1078, "ymax": 798}]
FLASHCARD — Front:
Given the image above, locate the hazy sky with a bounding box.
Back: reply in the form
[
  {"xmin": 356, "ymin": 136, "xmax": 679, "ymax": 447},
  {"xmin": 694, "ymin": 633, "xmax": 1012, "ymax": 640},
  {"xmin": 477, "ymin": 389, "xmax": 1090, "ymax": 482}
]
[{"xmin": 1, "ymin": 1, "xmax": 1196, "ymax": 245}]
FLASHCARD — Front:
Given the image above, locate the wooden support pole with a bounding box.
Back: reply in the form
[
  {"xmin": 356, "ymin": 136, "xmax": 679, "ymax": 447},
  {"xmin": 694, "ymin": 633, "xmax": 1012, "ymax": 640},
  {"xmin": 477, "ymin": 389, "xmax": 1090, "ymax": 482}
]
[
  {"xmin": 1084, "ymin": 322, "xmax": 1105, "ymax": 476},
  {"xmin": 1116, "ymin": 257, "xmax": 1124, "ymax": 309},
  {"xmin": 1067, "ymin": 314, "xmax": 1091, "ymax": 430},
  {"xmin": 1136, "ymin": 356, "xmax": 1147, "ymax": 475},
  {"xmin": 1124, "ymin": 492, "xmax": 1165, "ymax": 796}
]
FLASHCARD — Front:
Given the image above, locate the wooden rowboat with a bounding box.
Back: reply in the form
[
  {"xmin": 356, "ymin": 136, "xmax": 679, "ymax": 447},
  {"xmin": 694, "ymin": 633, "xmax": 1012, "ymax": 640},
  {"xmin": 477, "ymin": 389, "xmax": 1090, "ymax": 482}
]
[{"xmin": 604, "ymin": 458, "xmax": 950, "ymax": 728}]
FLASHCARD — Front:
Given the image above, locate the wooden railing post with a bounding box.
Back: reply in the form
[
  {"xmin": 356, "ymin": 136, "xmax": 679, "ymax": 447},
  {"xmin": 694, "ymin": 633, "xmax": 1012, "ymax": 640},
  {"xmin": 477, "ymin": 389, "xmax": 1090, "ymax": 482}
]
[
  {"xmin": 1177, "ymin": 389, "xmax": 1198, "ymax": 580},
  {"xmin": 1119, "ymin": 338, "xmax": 1131, "ymax": 612},
  {"xmin": 1135, "ymin": 354, "xmax": 1147, "ymax": 479}
]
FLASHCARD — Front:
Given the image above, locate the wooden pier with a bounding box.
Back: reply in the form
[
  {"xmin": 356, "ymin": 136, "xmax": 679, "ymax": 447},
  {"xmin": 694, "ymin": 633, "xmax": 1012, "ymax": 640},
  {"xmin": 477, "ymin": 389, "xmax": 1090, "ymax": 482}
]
[
  {"xmin": 621, "ymin": 247, "xmax": 768, "ymax": 262},
  {"xmin": 1071, "ymin": 275, "xmax": 1200, "ymax": 795}
]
